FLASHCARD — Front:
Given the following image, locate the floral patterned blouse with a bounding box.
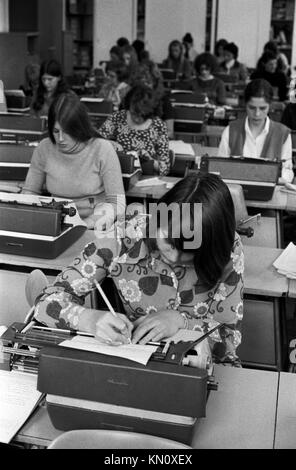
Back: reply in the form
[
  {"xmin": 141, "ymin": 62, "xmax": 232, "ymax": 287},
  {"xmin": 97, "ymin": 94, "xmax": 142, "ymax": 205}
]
[
  {"xmin": 98, "ymin": 110, "xmax": 170, "ymax": 176},
  {"xmin": 34, "ymin": 214, "xmax": 244, "ymax": 365}
]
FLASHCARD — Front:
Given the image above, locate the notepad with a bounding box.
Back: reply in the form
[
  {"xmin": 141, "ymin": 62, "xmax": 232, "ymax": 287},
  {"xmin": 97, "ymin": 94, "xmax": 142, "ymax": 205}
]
[
  {"xmin": 134, "ymin": 177, "xmax": 167, "ymax": 187},
  {"xmin": 60, "ymin": 336, "xmax": 158, "ymax": 365},
  {"xmin": 273, "ymin": 242, "xmax": 296, "ymax": 279},
  {"xmin": 0, "ymin": 371, "xmax": 43, "ymax": 444},
  {"xmin": 169, "ymin": 140, "xmax": 195, "ymax": 156}
]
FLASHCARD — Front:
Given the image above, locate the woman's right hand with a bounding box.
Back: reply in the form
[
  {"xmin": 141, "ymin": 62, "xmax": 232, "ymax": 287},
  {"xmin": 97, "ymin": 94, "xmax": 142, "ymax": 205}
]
[{"xmin": 78, "ymin": 308, "xmax": 133, "ymax": 345}]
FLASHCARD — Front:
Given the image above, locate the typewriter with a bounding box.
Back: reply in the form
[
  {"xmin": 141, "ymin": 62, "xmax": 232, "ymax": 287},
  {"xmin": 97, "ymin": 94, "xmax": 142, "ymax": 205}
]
[
  {"xmin": 117, "ymin": 151, "xmax": 142, "ymax": 190},
  {"xmin": 0, "ymin": 113, "xmax": 48, "ymax": 143},
  {"xmin": 0, "ymin": 142, "xmax": 35, "ymax": 181},
  {"xmin": 0, "ymin": 321, "xmax": 218, "ymax": 444},
  {"xmin": 200, "ymin": 155, "xmax": 281, "ymax": 201},
  {"xmin": 0, "ymin": 193, "xmax": 86, "ymax": 258}
]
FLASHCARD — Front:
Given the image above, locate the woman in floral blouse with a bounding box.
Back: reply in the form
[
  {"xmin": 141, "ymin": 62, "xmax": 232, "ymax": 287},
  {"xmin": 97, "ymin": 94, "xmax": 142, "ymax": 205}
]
[
  {"xmin": 98, "ymin": 84, "xmax": 171, "ymax": 176},
  {"xmin": 33, "ymin": 173, "xmax": 244, "ymax": 365}
]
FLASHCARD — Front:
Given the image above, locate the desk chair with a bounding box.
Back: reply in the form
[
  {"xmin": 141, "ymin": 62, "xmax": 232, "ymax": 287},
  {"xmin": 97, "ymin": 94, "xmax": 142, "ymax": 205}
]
[
  {"xmin": 173, "ymin": 105, "xmax": 206, "ymax": 143},
  {"xmin": 80, "ymin": 98, "xmax": 113, "ymax": 128},
  {"xmin": 47, "ymin": 429, "xmax": 192, "ymax": 449}
]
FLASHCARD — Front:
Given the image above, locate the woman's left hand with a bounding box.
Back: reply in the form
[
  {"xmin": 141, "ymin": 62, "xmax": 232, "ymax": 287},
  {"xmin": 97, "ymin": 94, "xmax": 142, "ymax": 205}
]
[{"xmin": 132, "ymin": 310, "xmax": 184, "ymax": 345}]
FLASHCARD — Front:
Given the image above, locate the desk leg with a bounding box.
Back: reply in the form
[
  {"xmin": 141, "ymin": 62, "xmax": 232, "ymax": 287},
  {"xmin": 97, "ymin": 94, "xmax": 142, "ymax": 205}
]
[{"xmin": 276, "ymin": 210, "xmax": 284, "ymax": 248}]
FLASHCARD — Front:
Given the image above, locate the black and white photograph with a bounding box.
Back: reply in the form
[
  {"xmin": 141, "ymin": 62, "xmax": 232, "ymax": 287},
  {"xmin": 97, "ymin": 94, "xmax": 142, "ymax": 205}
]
[{"xmin": 0, "ymin": 0, "xmax": 296, "ymax": 452}]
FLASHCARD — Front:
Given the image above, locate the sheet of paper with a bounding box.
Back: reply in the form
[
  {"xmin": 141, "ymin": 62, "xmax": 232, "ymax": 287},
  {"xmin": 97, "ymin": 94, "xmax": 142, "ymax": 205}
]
[
  {"xmin": 60, "ymin": 336, "xmax": 158, "ymax": 366},
  {"xmin": 273, "ymin": 242, "xmax": 296, "ymax": 275},
  {"xmin": 169, "ymin": 140, "xmax": 195, "ymax": 156},
  {"xmin": 0, "ymin": 371, "xmax": 42, "ymax": 444},
  {"xmin": 135, "ymin": 177, "xmax": 167, "ymax": 187}
]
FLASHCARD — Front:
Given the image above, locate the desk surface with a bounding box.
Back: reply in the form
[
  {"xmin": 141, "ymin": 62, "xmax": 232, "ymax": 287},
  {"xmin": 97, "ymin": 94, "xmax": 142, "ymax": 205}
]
[
  {"xmin": 244, "ymin": 245, "xmax": 288, "ymax": 297},
  {"xmin": 14, "ymin": 365, "xmax": 279, "ymax": 449},
  {"xmin": 274, "ymin": 372, "xmax": 296, "ymax": 449}
]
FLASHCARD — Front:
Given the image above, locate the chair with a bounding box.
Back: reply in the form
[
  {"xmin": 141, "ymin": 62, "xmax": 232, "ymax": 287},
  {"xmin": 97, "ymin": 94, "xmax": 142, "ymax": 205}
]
[{"xmin": 47, "ymin": 429, "xmax": 192, "ymax": 449}]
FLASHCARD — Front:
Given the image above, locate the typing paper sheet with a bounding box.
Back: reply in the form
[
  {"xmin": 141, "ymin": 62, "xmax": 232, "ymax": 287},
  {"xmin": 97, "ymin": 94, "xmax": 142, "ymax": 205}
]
[
  {"xmin": 60, "ymin": 336, "xmax": 158, "ymax": 366},
  {"xmin": 0, "ymin": 371, "xmax": 42, "ymax": 444}
]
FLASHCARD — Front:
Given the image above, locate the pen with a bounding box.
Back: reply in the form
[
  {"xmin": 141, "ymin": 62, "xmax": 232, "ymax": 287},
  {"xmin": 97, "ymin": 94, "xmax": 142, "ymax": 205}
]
[{"xmin": 94, "ymin": 280, "xmax": 117, "ymax": 317}]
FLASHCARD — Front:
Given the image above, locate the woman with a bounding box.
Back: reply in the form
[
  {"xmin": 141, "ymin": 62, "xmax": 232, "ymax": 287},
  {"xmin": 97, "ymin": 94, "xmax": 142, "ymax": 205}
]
[
  {"xmin": 129, "ymin": 61, "xmax": 175, "ymax": 138},
  {"xmin": 214, "ymin": 38, "xmax": 228, "ymax": 65},
  {"xmin": 23, "ymin": 93, "xmax": 126, "ymax": 230},
  {"xmin": 162, "ymin": 40, "xmax": 192, "ymax": 81},
  {"xmin": 30, "ymin": 59, "xmax": 70, "ymax": 117},
  {"xmin": 120, "ymin": 45, "xmax": 139, "ymax": 84},
  {"xmin": 251, "ymin": 51, "xmax": 288, "ymax": 102},
  {"xmin": 264, "ymin": 41, "xmax": 290, "ymax": 76},
  {"xmin": 32, "ymin": 173, "xmax": 244, "ymax": 365},
  {"xmin": 98, "ymin": 63, "xmax": 129, "ymax": 109},
  {"xmin": 98, "ymin": 84, "xmax": 170, "ymax": 176},
  {"xmin": 218, "ymin": 42, "xmax": 248, "ymax": 83},
  {"xmin": 218, "ymin": 79, "xmax": 294, "ymax": 183},
  {"xmin": 182, "ymin": 33, "xmax": 198, "ymax": 62},
  {"xmin": 190, "ymin": 52, "xmax": 226, "ymax": 105}
]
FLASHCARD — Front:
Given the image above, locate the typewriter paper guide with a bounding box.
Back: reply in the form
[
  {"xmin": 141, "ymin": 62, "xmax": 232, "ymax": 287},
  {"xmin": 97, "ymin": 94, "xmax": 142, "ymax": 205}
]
[{"xmin": 0, "ymin": 192, "xmax": 87, "ymax": 240}]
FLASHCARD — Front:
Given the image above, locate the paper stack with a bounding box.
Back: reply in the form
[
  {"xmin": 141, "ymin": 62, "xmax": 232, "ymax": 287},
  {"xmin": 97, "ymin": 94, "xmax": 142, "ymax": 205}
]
[{"xmin": 273, "ymin": 242, "xmax": 296, "ymax": 279}]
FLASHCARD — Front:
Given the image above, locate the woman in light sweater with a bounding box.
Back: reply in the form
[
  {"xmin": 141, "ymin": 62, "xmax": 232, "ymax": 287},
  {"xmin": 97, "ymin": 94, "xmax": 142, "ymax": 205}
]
[{"xmin": 23, "ymin": 93, "xmax": 126, "ymax": 229}]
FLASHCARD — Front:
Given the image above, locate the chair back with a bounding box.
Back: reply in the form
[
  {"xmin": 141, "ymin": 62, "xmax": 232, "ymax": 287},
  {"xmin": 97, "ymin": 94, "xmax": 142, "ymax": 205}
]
[{"xmin": 47, "ymin": 429, "xmax": 192, "ymax": 449}]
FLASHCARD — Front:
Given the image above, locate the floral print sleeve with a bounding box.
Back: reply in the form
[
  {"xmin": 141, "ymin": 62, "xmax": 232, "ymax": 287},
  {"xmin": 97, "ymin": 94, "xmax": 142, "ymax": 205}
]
[
  {"xmin": 98, "ymin": 112, "xmax": 118, "ymax": 141},
  {"xmin": 154, "ymin": 118, "xmax": 170, "ymax": 176},
  {"xmin": 33, "ymin": 229, "xmax": 121, "ymax": 330}
]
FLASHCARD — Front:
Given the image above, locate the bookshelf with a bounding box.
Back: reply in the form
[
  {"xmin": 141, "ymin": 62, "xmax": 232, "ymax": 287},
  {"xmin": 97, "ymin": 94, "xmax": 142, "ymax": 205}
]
[
  {"xmin": 66, "ymin": 0, "xmax": 94, "ymax": 72},
  {"xmin": 270, "ymin": 0, "xmax": 295, "ymax": 65}
]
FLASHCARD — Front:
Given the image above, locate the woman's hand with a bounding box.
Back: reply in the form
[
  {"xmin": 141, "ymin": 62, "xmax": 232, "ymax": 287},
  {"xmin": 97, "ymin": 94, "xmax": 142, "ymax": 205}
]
[
  {"xmin": 132, "ymin": 310, "xmax": 185, "ymax": 345},
  {"xmin": 78, "ymin": 308, "xmax": 133, "ymax": 345}
]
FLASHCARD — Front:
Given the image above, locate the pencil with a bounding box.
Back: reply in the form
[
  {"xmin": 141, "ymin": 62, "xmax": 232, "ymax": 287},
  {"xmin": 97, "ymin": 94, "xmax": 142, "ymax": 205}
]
[{"xmin": 94, "ymin": 280, "xmax": 117, "ymax": 317}]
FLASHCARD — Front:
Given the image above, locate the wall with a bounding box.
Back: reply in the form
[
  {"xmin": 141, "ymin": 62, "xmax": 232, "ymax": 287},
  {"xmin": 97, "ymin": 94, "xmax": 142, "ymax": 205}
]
[
  {"xmin": 93, "ymin": 0, "xmax": 136, "ymax": 65},
  {"xmin": 145, "ymin": 0, "xmax": 207, "ymax": 63},
  {"xmin": 0, "ymin": 0, "xmax": 9, "ymax": 32},
  {"xmin": 217, "ymin": 0, "xmax": 272, "ymax": 68}
]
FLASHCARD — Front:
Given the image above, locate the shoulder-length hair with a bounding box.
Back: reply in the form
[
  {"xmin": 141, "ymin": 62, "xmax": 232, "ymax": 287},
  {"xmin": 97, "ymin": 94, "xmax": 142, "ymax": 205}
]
[
  {"xmin": 147, "ymin": 173, "xmax": 236, "ymax": 289},
  {"xmin": 48, "ymin": 93, "xmax": 98, "ymax": 144},
  {"xmin": 122, "ymin": 84, "xmax": 158, "ymax": 119},
  {"xmin": 244, "ymin": 78, "xmax": 274, "ymax": 104},
  {"xmin": 33, "ymin": 59, "xmax": 69, "ymax": 112}
]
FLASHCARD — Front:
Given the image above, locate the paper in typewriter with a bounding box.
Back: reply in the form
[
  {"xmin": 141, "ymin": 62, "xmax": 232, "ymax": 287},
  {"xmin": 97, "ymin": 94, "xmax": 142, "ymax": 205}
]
[
  {"xmin": 0, "ymin": 371, "xmax": 43, "ymax": 444},
  {"xmin": 60, "ymin": 336, "xmax": 158, "ymax": 365}
]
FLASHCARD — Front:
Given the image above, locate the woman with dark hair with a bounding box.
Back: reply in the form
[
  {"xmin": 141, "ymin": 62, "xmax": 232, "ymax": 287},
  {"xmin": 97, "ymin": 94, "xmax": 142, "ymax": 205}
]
[
  {"xmin": 264, "ymin": 41, "xmax": 289, "ymax": 76},
  {"xmin": 190, "ymin": 52, "xmax": 226, "ymax": 105},
  {"xmin": 23, "ymin": 93, "xmax": 126, "ymax": 229},
  {"xmin": 251, "ymin": 51, "xmax": 288, "ymax": 101},
  {"xmin": 218, "ymin": 78, "xmax": 293, "ymax": 183},
  {"xmin": 128, "ymin": 61, "xmax": 174, "ymax": 138},
  {"xmin": 218, "ymin": 42, "xmax": 248, "ymax": 83},
  {"xmin": 214, "ymin": 38, "xmax": 228, "ymax": 65},
  {"xmin": 120, "ymin": 45, "xmax": 139, "ymax": 83},
  {"xmin": 32, "ymin": 173, "xmax": 244, "ymax": 365},
  {"xmin": 182, "ymin": 32, "xmax": 198, "ymax": 62},
  {"xmin": 161, "ymin": 39, "xmax": 192, "ymax": 80},
  {"xmin": 98, "ymin": 84, "xmax": 170, "ymax": 176},
  {"xmin": 30, "ymin": 59, "xmax": 70, "ymax": 117}
]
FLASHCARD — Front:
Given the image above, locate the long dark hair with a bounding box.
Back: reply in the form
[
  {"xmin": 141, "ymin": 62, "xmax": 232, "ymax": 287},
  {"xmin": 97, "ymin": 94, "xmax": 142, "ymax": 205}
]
[
  {"xmin": 33, "ymin": 59, "xmax": 69, "ymax": 112},
  {"xmin": 147, "ymin": 173, "xmax": 235, "ymax": 289},
  {"xmin": 48, "ymin": 93, "xmax": 98, "ymax": 144},
  {"xmin": 122, "ymin": 84, "xmax": 158, "ymax": 120}
]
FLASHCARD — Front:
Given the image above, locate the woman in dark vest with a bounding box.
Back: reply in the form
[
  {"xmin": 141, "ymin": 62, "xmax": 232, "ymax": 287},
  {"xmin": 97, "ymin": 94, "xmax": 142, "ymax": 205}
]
[{"xmin": 218, "ymin": 78, "xmax": 294, "ymax": 183}]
